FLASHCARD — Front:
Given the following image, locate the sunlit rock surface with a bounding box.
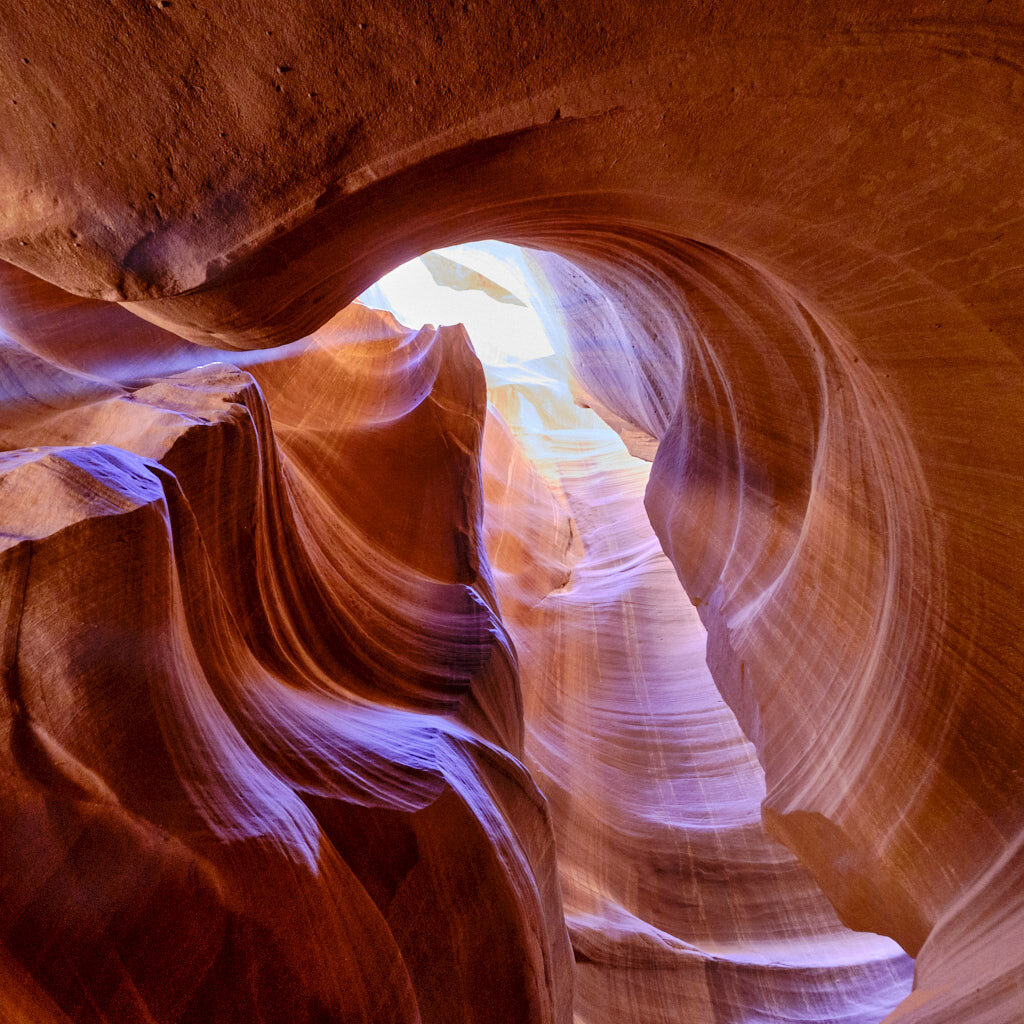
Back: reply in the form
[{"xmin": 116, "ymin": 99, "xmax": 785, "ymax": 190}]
[
  {"xmin": 2, "ymin": 2, "xmax": 1024, "ymax": 1021},
  {"xmin": 525, "ymin": 241, "xmax": 1024, "ymax": 1022},
  {"xmin": 482, "ymin": 359, "xmax": 912, "ymax": 1021},
  {"xmin": 0, "ymin": 304, "xmax": 571, "ymax": 1023},
  {"xmin": 0, "ymin": 253, "xmax": 916, "ymax": 1022}
]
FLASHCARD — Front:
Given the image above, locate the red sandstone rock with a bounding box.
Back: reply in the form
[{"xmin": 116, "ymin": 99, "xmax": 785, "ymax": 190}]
[
  {"xmin": 481, "ymin": 364, "xmax": 913, "ymax": 1021},
  {"xmin": 0, "ymin": 309, "xmax": 572, "ymax": 1022},
  {"xmin": 1, "ymin": 3, "xmax": 1023, "ymax": 1022}
]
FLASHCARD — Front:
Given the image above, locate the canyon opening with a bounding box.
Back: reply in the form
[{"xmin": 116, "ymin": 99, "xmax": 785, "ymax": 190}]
[
  {"xmin": 1, "ymin": 5, "xmax": 1023, "ymax": 1024},
  {"xmin": 364, "ymin": 240, "xmax": 917, "ymax": 1020}
]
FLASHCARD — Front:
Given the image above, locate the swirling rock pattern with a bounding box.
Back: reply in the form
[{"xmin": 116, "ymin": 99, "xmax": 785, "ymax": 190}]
[
  {"xmin": 481, "ymin": 361, "xmax": 913, "ymax": 1021},
  {"xmin": 0, "ymin": 308, "xmax": 572, "ymax": 1022},
  {"xmin": 1, "ymin": 2, "xmax": 1023, "ymax": 1022}
]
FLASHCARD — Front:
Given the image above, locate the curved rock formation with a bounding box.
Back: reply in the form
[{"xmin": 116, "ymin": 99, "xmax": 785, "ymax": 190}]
[
  {"xmin": 0, "ymin": 309, "xmax": 571, "ymax": 1022},
  {"xmin": 482, "ymin": 360, "xmax": 913, "ymax": 1021},
  {"xmin": 529, "ymin": 237, "xmax": 1024, "ymax": 1019},
  {"xmin": 2, "ymin": 2, "xmax": 1023, "ymax": 1022}
]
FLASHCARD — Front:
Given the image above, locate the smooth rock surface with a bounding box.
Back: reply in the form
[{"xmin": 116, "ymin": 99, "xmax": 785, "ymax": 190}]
[
  {"xmin": 481, "ymin": 359, "xmax": 913, "ymax": 1021},
  {"xmin": 0, "ymin": 306, "xmax": 572, "ymax": 1023},
  {"xmin": 1, "ymin": 3, "xmax": 1023, "ymax": 1021}
]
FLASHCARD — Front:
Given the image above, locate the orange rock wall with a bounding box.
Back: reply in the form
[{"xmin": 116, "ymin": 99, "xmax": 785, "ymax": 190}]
[{"xmin": 1, "ymin": 3, "xmax": 1023, "ymax": 1022}]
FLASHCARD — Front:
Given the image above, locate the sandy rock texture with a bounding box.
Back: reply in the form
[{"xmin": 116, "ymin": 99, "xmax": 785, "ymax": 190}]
[{"xmin": 1, "ymin": 1, "xmax": 1023, "ymax": 1022}]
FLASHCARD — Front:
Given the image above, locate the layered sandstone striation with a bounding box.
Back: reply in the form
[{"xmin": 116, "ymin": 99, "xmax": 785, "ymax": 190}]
[
  {"xmin": 1, "ymin": 2, "xmax": 1023, "ymax": 1022},
  {"xmin": 0, "ymin": 307, "xmax": 571, "ymax": 1022},
  {"xmin": 0, "ymin": 273, "xmax": 917, "ymax": 1022},
  {"xmin": 481, "ymin": 358, "xmax": 913, "ymax": 1021}
]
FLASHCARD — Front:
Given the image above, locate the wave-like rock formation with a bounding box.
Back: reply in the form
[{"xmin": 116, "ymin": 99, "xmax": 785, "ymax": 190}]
[
  {"xmin": 482, "ymin": 362, "xmax": 913, "ymax": 1021},
  {"xmin": 526, "ymin": 238, "xmax": 1024, "ymax": 1021},
  {"xmin": 0, "ymin": 308, "xmax": 572, "ymax": 1022},
  {"xmin": 2, "ymin": 2, "xmax": 1023, "ymax": 1022}
]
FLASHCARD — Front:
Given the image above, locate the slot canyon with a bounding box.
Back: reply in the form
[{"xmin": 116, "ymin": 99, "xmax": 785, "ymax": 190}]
[{"xmin": 0, "ymin": 4, "xmax": 1022, "ymax": 1023}]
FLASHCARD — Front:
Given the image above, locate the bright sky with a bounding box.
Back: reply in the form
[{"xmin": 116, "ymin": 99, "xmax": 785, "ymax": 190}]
[{"xmin": 357, "ymin": 241, "xmax": 556, "ymax": 367}]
